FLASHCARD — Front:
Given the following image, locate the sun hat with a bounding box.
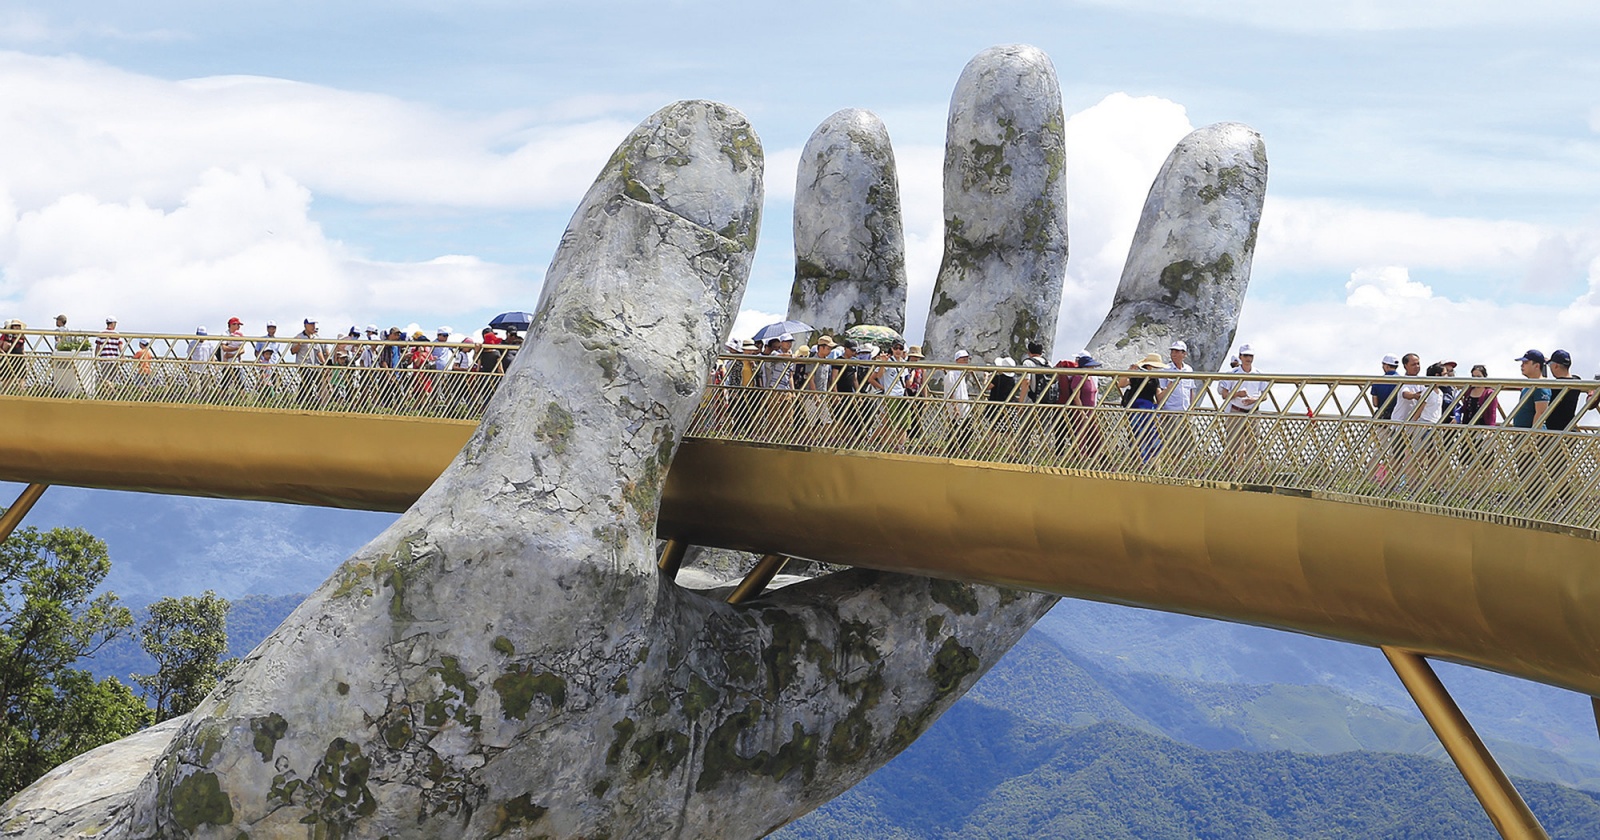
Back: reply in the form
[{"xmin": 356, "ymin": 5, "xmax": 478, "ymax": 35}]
[
  {"xmin": 907, "ymin": 345, "xmax": 924, "ymax": 359},
  {"xmin": 815, "ymin": 335, "xmax": 835, "ymax": 347},
  {"xmin": 1135, "ymin": 352, "xmax": 1164, "ymax": 369}
]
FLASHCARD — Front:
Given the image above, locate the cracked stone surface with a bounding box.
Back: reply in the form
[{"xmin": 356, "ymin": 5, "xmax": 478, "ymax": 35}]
[
  {"xmin": 787, "ymin": 108, "xmax": 907, "ymax": 338},
  {"xmin": 1085, "ymin": 122, "xmax": 1267, "ymax": 372},
  {"xmin": 922, "ymin": 44, "xmax": 1068, "ymax": 363}
]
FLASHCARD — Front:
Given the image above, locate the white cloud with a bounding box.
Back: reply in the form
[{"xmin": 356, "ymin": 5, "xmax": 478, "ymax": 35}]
[
  {"xmin": 0, "ymin": 52, "xmax": 628, "ymax": 211},
  {"xmin": 0, "ymin": 167, "xmax": 525, "ymax": 332},
  {"xmin": 1344, "ymin": 266, "xmax": 1433, "ymax": 309},
  {"xmin": 1255, "ymin": 197, "xmax": 1559, "ymax": 278},
  {"xmin": 1069, "ymin": 0, "xmax": 1600, "ymax": 31}
]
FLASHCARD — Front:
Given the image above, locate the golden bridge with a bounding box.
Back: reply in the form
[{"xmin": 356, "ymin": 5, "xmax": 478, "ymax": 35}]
[{"xmin": 1, "ymin": 328, "xmax": 1594, "ymax": 839}]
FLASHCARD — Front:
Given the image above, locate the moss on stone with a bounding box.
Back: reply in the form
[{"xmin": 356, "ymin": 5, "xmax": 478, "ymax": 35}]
[
  {"xmin": 825, "ymin": 671, "xmax": 885, "ymax": 765},
  {"xmin": 928, "ymin": 579, "xmax": 981, "ymax": 615},
  {"xmin": 928, "ymin": 636, "xmax": 980, "ymax": 694},
  {"xmin": 493, "ymin": 668, "xmax": 568, "ymax": 721},
  {"xmin": 382, "ymin": 715, "xmax": 414, "ymax": 751},
  {"xmin": 1158, "ymin": 254, "xmax": 1235, "ymax": 305},
  {"xmin": 932, "ymin": 290, "xmax": 958, "ymax": 317},
  {"xmin": 306, "ymin": 738, "xmax": 378, "ymax": 830},
  {"xmin": 171, "ymin": 771, "xmax": 234, "ymax": 831},
  {"xmin": 535, "ymin": 403, "xmax": 576, "ymax": 455},
  {"xmin": 1197, "ymin": 165, "xmax": 1248, "ymax": 204},
  {"xmin": 487, "ymin": 792, "xmax": 549, "ymax": 839},
  {"xmin": 491, "ymin": 636, "xmax": 516, "ymax": 656},
  {"xmin": 697, "ymin": 703, "xmax": 818, "ymax": 793},
  {"xmin": 923, "ymin": 615, "xmax": 944, "ymax": 642},
  {"xmin": 250, "ymin": 713, "xmax": 288, "ymax": 762},
  {"xmin": 682, "ymin": 673, "xmax": 719, "ymax": 719},
  {"xmin": 607, "ymin": 718, "xmax": 636, "ymax": 767},
  {"xmin": 630, "ymin": 728, "xmax": 691, "ymax": 780}
]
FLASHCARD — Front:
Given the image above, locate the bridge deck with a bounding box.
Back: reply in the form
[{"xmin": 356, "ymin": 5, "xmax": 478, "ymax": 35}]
[{"xmin": 2, "ymin": 353, "xmax": 1598, "ymax": 698}]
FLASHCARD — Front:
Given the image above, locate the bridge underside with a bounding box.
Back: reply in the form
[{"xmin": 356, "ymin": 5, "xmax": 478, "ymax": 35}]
[
  {"xmin": 0, "ymin": 397, "xmax": 475, "ymax": 511},
  {"xmin": 4, "ymin": 396, "xmax": 1597, "ymax": 703},
  {"xmin": 659, "ymin": 440, "xmax": 1600, "ymax": 701}
]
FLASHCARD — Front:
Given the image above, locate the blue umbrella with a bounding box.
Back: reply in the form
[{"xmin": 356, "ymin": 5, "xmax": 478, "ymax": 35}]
[
  {"xmin": 489, "ymin": 311, "xmax": 535, "ymax": 331},
  {"xmin": 751, "ymin": 320, "xmax": 813, "ymax": 342}
]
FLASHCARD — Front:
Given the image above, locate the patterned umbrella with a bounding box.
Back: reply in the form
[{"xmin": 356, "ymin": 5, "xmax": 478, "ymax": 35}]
[{"xmin": 842, "ymin": 324, "xmax": 902, "ymax": 344}]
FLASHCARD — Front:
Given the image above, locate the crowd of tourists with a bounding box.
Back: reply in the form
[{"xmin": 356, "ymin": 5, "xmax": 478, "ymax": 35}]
[
  {"xmin": 0, "ymin": 314, "xmax": 520, "ymax": 412},
  {"xmin": 711, "ymin": 332, "xmax": 1599, "ymax": 484}
]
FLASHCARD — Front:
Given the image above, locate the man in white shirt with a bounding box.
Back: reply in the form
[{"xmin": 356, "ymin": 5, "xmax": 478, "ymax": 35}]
[
  {"xmin": 1217, "ymin": 344, "xmax": 1266, "ymax": 470},
  {"xmin": 1159, "ymin": 339, "xmax": 1199, "ymax": 462},
  {"xmin": 944, "ymin": 349, "xmax": 975, "ymax": 454}
]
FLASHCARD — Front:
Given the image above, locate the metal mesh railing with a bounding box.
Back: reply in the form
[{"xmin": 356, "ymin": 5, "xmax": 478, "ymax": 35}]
[
  {"xmin": 687, "ymin": 355, "xmax": 1600, "ymax": 535},
  {"xmin": 0, "ymin": 329, "xmax": 508, "ymax": 419}
]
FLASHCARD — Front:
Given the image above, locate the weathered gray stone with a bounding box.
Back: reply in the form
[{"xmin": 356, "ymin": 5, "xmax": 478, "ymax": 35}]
[
  {"xmin": 788, "ymin": 109, "xmax": 907, "ymax": 337},
  {"xmin": 0, "ymin": 95, "xmax": 1049, "ymax": 840},
  {"xmin": 1085, "ymin": 122, "xmax": 1267, "ymax": 372},
  {"xmin": 923, "ymin": 44, "xmax": 1068, "ymax": 363}
]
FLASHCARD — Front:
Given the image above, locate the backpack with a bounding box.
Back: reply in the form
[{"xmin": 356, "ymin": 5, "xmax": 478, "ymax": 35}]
[{"xmin": 1023, "ymin": 356, "xmax": 1049, "ymax": 402}]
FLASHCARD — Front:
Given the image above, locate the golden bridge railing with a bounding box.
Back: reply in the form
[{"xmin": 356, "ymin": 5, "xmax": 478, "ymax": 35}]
[
  {"xmin": 687, "ymin": 356, "xmax": 1600, "ymax": 535},
  {"xmin": 0, "ymin": 328, "xmax": 508, "ymax": 420}
]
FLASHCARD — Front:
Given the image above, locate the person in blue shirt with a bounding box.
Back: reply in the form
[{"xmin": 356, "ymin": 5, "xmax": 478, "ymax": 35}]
[{"xmin": 1510, "ymin": 350, "xmax": 1551, "ymax": 429}]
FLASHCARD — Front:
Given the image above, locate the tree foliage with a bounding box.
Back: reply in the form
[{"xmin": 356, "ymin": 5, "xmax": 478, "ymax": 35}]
[
  {"xmin": 0, "ymin": 524, "xmax": 151, "ymax": 800},
  {"xmin": 134, "ymin": 591, "xmax": 235, "ymax": 722}
]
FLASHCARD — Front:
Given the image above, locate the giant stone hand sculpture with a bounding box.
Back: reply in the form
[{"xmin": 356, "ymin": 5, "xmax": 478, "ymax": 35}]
[{"xmin": 1, "ymin": 45, "xmax": 1266, "ymax": 840}]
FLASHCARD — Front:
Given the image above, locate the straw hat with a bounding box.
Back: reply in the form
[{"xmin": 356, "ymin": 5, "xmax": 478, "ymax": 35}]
[
  {"xmin": 1134, "ymin": 352, "xmax": 1164, "ymax": 370},
  {"xmin": 907, "ymin": 345, "xmax": 924, "ymax": 359}
]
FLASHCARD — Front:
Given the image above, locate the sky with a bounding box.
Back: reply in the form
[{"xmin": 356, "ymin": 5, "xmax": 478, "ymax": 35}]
[{"xmin": 1, "ymin": 0, "xmax": 1599, "ymax": 378}]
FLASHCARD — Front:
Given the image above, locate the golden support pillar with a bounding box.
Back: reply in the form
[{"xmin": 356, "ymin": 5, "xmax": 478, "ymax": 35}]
[
  {"xmin": 1383, "ymin": 646, "xmax": 1547, "ymax": 840},
  {"xmin": 0, "ymin": 483, "xmax": 48, "ymax": 542},
  {"xmin": 657, "ymin": 539, "xmax": 688, "ymax": 579},
  {"xmin": 727, "ymin": 554, "xmax": 787, "ymax": 605}
]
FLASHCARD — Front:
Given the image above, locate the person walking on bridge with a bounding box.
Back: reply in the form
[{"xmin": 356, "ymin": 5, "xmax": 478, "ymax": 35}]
[
  {"xmin": 1218, "ymin": 345, "xmax": 1265, "ymax": 473},
  {"xmin": 1159, "ymin": 340, "xmax": 1198, "ymax": 465},
  {"xmin": 292, "ymin": 318, "xmax": 329, "ymax": 408},
  {"xmin": 1511, "ymin": 349, "xmax": 1553, "ymax": 503}
]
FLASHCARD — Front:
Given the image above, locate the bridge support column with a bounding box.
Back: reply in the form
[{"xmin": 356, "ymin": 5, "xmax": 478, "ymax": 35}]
[
  {"xmin": 657, "ymin": 539, "xmax": 688, "ymax": 579},
  {"xmin": 0, "ymin": 483, "xmax": 48, "ymax": 542},
  {"xmin": 1382, "ymin": 646, "xmax": 1547, "ymax": 840},
  {"xmin": 727, "ymin": 554, "xmax": 787, "ymax": 605}
]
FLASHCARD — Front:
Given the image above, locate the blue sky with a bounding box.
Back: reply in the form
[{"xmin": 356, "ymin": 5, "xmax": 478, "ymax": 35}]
[{"xmin": 2, "ymin": 0, "xmax": 1599, "ymax": 373}]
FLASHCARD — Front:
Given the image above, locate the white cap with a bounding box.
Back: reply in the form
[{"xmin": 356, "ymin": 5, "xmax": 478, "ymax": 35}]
[
  {"xmin": 367, "ymin": 324, "xmax": 379, "ymax": 332},
  {"xmin": 1238, "ymin": 344, "xmax": 1254, "ymax": 355},
  {"xmin": 954, "ymin": 349, "xmax": 971, "ymax": 359},
  {"xmin": 1170, "ymin": 339, "xmax": 1188, "ymax": 351},
  {"xmin": 266, "ymin": 320, "xmax": 277, "ymax": 327},
  {"xmin": 778, "ymin": 332, "xmax": 794, "ymax": 342},
  {"xmin": 437, "ymin": 326, "xmax": 452, "ymax": 334},
  {"xmin": 196, "ymin": 326, "xmax": 208, "ymax": 335},
  {"xmin": 105, "ymin": 315, "xmax": 117, "ymax": 323},
  {"xmin": 1381, "ymin": 354, "xmax": 1400, "ymax": 366}
]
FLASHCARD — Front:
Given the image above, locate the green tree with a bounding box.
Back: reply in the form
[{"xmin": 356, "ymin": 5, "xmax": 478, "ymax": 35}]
[
  {"xmin": 135, "ymin": 591, "xmax": 235, "ymax": 721},
  {"xmin": 0, "ymin": 524, "xmax": 152, "ymax": 800}
]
